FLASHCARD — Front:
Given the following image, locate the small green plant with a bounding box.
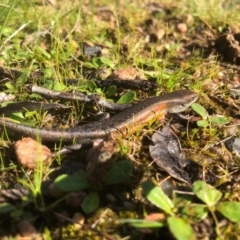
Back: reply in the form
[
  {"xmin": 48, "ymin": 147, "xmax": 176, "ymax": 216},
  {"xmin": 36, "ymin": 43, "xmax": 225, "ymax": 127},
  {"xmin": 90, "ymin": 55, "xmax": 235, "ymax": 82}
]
[
  {"xmin": 53, "ymin": 160, "xmax": 133, "ymax": 214},
  {"xmin": 85, "ymin": 79, "xmax": 136, "ymax": 103},
  {"xmin": 121, "ymin": 180, "xmax": 240, "ymax": 240},
  {"xmin": 82, "ymin": 56, "xmax": 115, "ymax": 70},
  {"xmin": 0, "ymin": 154, "xmax": 47, "ymax": 220},
  {"xmin": 191, "ymin": 103, "xmax": 229, "ymax": 128},
  {"xmin": 0, "ymin": 160, "xmax": 133, "ymax": 216}
]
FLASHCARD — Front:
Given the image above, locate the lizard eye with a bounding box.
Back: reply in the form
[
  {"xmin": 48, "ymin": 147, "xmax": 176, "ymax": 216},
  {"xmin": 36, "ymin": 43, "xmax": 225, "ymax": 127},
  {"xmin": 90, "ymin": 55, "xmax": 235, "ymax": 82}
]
[
  {"xmin": 180, "ymin": 104, "xmax": 185, "ymax": 110},
  {"xmin": 191, "ymin": 95, "xmax": 197, "ymax": 101}
]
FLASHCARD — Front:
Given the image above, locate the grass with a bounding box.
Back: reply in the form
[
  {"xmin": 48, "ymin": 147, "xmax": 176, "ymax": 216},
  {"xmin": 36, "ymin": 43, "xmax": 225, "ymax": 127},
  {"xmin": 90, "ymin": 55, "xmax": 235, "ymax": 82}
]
[{"xmin": 0, "ymin": 0, "xmax": 240, "ymax": 239}]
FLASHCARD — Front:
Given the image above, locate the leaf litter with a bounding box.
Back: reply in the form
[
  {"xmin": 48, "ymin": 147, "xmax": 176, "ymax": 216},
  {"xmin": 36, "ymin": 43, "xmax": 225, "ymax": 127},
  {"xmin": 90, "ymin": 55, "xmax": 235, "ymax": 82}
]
[{"xmin": 150, "ymin": 125, "xmax": 203, "ymax": 183}]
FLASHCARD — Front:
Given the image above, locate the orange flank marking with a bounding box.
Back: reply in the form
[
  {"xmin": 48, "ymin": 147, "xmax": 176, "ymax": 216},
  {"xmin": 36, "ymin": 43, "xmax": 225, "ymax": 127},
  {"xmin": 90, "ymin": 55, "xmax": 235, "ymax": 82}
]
[{"xmin": 116, "ymin": 103, "xmax": 167, "ymax": 137}]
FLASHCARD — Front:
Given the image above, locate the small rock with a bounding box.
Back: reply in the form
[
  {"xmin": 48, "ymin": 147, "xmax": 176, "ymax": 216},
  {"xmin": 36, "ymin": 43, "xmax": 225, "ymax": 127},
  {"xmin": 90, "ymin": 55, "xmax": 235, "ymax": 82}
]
[
  {"xmin": 73, "ymin": 212, "xmax": 85, "ymax": 231},
  {"xmin": 177, "ymin": 23, "xmax": 187, "ymax": 33},
  {"xmin": 101, "ymin": 47, "xmax": 110, "ymax": 57},
  {"xmin": 225, "ymin": 137, "xmax": 240, "ymax": 156},
  {"xmin": 185, "ymin": 14, "xmax": 193, "ymax": 24},
  {"xmin": 221, "ymin": 154, "xmax": 231, "ymax": 162},
  {"xmin": 106, "ymin": 193, "xmax": 116, "ymax": 203},
  {"xmin": 14, "ymin": 137, "xmax": 52, "ymax": 169},
  {"xmin": 86, "ymin": 135, "xmax": 118, "ymax": 186},
  {"xmin": 224, "ymin": 125, "xmax": 239, "ymax": 137},
  {"xmin": 83, "ymin": 44, "xmax": 101, "ymax": 57},
  {"xmin": 48, "ymin": 182, "xmax": 66, "ymax": 198},
  {"xmin": 108, "ymin": 67, "xmax": 138, "ymax": 80},
  {"xmin": 218, "ymin": 71, "xmax": 224, "ymax": 77},
  {"xmin": 156, "ymin": 29, "xmax": 165, "ymax": 40},
  {"xmin": 17, "ymin": 219, "xmax": 40, "ymax": 239},
  {"xmin": 123, "ymin": 201, "xmax": 136, "ymax": 211},
  {"xmin": 65, "ymin": 191, "xmax": 86, "ymax": 208}
]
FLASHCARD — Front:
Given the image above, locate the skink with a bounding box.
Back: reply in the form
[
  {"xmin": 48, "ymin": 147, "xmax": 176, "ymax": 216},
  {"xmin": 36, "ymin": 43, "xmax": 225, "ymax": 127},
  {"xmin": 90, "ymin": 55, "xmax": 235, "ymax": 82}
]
[{"xmin": 0, "ymin": 89, "xmax": 198, "ymax": 143}]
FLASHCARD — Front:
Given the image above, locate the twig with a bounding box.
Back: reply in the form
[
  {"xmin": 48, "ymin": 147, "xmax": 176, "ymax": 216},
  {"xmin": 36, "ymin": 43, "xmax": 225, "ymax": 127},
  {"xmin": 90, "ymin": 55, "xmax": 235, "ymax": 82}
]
[{"xmin": 30, "ymin": 85, "xmax": 132, "ymax": 111}]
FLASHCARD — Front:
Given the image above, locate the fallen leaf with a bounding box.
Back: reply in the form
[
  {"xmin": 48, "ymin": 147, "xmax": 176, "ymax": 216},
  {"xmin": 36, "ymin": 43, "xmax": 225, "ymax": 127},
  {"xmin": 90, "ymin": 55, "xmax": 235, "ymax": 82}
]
[{"xmin": 149, "ymin": 125, "xmax": 190, "ymax": 183}]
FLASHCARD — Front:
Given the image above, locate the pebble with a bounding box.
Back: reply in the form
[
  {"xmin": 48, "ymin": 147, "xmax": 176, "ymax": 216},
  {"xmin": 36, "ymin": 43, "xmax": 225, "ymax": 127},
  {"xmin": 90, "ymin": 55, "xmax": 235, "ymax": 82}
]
[{"xmin": 14, "ymin": 137, "xmax": 52, "ymax": 169}]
